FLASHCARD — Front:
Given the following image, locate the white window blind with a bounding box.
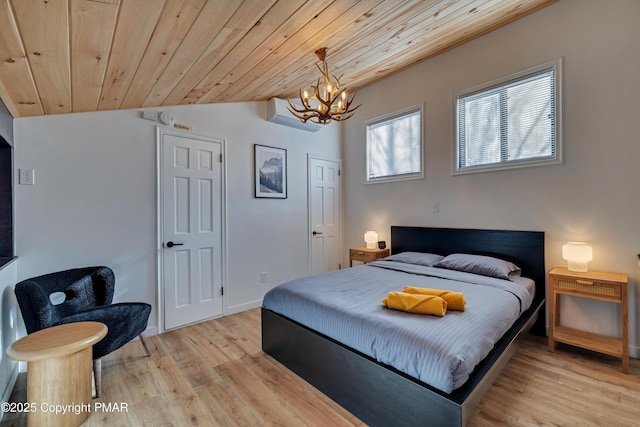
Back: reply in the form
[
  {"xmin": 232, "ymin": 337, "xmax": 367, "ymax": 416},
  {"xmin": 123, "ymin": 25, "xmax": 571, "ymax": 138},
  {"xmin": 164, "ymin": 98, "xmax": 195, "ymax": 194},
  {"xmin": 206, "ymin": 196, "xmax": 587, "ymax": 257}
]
[
  {"xmin": 366, "ymin": 106, "xmax": 422, "ymax": 182},
  {"xmin": 456, "ymin": 60, "xmax": 561, "ymax": 173}
]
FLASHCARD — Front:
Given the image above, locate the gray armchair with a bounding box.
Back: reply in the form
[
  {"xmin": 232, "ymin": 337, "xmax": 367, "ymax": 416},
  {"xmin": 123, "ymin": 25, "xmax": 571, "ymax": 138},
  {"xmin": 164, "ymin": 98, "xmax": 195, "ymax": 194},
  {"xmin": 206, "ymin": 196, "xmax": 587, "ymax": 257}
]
[{"xmin": 14, "ymin": 266, "xmax": 151, "ymax": 397}]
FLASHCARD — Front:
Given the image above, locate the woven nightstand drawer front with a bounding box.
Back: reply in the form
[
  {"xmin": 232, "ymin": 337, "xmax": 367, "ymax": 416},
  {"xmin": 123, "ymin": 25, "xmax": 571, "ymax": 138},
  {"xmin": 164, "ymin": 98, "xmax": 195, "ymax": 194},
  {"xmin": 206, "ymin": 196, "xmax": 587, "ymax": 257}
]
[
  {"xmin": 350, "ymin": 251, "xmax": 375, "ymax": 263},
  {"xmin": 557, "ymin": 280, "xmax": 621, "ymax": 298}
]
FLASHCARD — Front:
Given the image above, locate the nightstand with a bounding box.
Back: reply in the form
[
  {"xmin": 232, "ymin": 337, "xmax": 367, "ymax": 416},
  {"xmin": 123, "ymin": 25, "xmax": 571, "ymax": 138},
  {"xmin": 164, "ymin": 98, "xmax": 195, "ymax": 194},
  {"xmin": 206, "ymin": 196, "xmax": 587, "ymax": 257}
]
[
  {"xmin": 548, "ymin": 267, "xmax": 629, "ymax": 373},
  {"xmin": 349, "ymin": 246, "xmax": 390, "ymax": 266}
]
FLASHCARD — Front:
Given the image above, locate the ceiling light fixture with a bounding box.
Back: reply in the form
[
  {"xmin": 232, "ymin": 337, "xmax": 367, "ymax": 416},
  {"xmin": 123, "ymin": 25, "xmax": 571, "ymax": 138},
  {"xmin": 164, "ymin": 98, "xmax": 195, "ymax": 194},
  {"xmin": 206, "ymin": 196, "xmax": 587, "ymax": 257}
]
[{"xmin": 288, "ymin": 47, "xmax": 361, "ymax": 125}]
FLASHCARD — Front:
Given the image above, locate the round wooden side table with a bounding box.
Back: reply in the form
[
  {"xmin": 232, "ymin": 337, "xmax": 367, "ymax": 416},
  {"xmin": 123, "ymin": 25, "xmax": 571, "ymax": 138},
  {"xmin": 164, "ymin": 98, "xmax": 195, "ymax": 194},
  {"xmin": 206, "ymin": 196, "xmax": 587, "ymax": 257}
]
[{"xmin": 7, "ymin": 321, "xmax": 108, "ymax": 427}]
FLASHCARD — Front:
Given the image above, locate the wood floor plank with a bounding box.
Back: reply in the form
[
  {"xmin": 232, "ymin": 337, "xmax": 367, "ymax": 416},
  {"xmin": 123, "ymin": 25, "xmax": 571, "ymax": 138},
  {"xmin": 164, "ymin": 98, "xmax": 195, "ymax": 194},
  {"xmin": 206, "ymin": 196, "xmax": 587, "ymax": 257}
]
[
  {"xmin": 250, "ymin": 353, "xmax": 365, "ymax": 426},
  {"xmin": 197, "ymin": 380, "xmax": 264, "ymax": 426},
  {"xmin": 217, "ymin": 353, "xmax": 315, "ymax": 426},
  {"xmin": 4, "ymin": 308, "xmax": 639, "ymax": 426}
]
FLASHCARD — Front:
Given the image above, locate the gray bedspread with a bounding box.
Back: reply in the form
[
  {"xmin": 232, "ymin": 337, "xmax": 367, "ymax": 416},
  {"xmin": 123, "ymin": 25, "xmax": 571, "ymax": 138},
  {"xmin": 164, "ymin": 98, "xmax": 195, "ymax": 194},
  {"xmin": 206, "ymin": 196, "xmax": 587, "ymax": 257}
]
[{"xmin": 262, "ymin": 260, "xmax": 535, "ymax": 393}]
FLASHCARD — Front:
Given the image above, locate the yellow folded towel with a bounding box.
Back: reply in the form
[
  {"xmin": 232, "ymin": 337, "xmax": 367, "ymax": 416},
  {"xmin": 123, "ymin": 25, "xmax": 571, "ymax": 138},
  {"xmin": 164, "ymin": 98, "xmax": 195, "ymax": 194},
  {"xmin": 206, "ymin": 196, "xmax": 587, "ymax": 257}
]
[
  {"xmin": 402, "ymin": 286, "xmax": 466, "ymax": 312},
  {"xmin": 382, "ymin": 292, "xmax": 447, "ymax": 316}
]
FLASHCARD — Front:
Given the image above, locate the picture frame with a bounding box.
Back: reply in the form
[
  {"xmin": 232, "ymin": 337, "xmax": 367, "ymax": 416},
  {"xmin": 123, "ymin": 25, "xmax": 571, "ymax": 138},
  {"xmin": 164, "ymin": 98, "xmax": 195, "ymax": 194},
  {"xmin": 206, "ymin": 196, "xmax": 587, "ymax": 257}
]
[{"xmin": 254, "ymin": 144, "xmax": 287, "ymax": 198}]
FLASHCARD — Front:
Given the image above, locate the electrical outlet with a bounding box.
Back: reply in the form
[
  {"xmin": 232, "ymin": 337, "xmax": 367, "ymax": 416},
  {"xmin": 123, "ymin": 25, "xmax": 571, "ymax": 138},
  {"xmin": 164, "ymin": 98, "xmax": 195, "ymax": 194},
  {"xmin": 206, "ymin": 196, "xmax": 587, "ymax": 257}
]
[
  {"xmin": 432, "ymin": 202, "xmax": 440, "ymax": 213},
  {"xmin": 260, "ymin": 272, "xmax": 267, "ymax": 283},
  {"xmin": 19, "ymin": 169, "xmax": 35, "ymax": 185}
]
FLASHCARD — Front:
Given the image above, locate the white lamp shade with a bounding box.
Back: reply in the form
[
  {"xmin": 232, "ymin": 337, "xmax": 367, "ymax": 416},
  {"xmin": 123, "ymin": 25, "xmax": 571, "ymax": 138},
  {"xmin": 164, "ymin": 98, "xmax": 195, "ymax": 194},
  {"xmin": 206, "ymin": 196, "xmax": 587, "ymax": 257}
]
[
  {"xmin": 364, "ymin": 230, "xmax": 378, "ymax": 249},
  {"xmin": 562, "ymin": 242, "xmax": 593, "ymax": 272}
]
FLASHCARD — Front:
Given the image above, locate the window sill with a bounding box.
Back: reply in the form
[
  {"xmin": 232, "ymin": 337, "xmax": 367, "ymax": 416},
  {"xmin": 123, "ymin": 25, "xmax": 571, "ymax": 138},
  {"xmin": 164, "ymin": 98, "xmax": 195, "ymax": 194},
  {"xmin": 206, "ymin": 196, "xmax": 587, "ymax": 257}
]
[{"xmin": 365, "ymin": 173, "xmax": 424, "ymax": 184}]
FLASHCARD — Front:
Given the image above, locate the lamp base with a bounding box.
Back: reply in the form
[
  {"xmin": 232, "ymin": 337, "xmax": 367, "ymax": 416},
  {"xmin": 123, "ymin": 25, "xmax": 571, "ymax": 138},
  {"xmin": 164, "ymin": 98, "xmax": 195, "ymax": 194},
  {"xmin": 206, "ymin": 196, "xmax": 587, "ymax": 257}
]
[
  {"xmin": 366, "ymin": 243, "xmax": 376, "ymax": 249},
  {"xmin": 567, "ymin": 261, "xmax": 588, "ymax": 272}
]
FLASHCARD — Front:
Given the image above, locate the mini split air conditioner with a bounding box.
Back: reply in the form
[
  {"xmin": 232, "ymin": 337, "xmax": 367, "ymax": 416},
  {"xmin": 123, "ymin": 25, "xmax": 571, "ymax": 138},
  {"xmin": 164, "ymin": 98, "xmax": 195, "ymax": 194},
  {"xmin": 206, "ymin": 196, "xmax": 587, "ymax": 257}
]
[{"xmin": 266, "ymin": 97, "xmax": 321, "ymax": 132}]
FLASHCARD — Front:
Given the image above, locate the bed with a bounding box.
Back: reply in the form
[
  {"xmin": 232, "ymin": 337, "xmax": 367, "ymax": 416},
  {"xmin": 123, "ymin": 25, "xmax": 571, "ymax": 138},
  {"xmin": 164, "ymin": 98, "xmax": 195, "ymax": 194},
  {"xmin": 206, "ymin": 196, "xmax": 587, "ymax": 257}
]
[{"xmin": 262, "ymin": 226, "xmax": 545, "ymax": 426}]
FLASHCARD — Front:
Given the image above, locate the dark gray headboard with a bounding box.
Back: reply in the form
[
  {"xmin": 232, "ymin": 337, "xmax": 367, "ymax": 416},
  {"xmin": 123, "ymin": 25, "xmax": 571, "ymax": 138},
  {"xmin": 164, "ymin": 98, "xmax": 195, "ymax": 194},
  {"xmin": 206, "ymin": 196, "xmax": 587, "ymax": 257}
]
[{"xmin": 390, "ymin": 226, "xmax": 546, "ymax": 307}]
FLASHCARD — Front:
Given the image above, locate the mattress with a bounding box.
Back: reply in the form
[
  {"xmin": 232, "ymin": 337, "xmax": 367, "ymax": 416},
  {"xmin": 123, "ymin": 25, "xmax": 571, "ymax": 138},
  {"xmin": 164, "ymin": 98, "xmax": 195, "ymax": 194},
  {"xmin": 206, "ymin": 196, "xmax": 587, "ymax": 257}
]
[{"xmin": 262, "ymin": 259, "xmax": 535, "ymax": 393}]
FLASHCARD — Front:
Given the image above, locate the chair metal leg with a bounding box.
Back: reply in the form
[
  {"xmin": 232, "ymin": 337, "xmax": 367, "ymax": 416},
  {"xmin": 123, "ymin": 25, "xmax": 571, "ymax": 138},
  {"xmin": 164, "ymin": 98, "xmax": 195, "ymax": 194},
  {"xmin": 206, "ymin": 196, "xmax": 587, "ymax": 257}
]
[
  {"xmin": 93, "ymin": 358, "xmax": 102, "ymax": 398},
  {"xmin": 139, "ymin": 333, "xmax": 151, "ymax": 357},
  {"xmin": 92, "ymin": 336, "xmax": 147, "ymax": 399}
]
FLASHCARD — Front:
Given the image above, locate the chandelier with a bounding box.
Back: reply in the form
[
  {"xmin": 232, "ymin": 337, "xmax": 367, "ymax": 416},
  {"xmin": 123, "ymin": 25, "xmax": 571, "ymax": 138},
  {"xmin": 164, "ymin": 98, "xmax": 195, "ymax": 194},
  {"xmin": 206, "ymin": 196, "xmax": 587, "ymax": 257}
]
[{"xmin": 288, "ymin": 47, "xmax": 361, "ymax": 124}]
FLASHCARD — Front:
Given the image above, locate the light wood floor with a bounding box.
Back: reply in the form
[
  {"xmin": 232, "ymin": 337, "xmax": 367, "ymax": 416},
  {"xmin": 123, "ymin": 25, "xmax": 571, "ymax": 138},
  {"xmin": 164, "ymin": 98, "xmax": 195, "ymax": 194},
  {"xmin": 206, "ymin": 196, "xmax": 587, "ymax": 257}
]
[{"xmin": 4, "ymin": 308, "xmax": 640, "ymax": 426}]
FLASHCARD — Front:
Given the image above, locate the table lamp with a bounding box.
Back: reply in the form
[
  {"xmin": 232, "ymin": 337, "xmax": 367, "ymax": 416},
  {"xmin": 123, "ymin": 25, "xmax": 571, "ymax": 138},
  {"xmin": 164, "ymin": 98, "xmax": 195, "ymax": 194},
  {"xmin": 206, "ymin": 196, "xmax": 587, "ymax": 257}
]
[
  {"xmin": 364, "ymin": 231, "xmax": 378, "ymax": 249},
  {"xmin": 562, "ymin": 242, "xmax": 593, "ymax": 272}
]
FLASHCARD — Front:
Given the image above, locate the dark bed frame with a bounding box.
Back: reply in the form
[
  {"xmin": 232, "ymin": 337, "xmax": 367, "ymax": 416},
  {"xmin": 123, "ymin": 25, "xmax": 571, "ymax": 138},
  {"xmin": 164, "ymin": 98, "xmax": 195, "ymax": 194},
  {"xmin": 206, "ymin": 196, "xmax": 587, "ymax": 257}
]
[{"xmin": 262, "ymin": 226, "xmax": 545, "ymax": 426}]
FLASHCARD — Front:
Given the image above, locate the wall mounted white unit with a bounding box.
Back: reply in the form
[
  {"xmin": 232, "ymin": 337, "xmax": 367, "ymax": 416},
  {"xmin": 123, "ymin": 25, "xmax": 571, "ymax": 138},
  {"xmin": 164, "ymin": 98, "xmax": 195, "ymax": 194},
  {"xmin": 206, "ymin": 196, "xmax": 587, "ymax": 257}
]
[{"xmin": 266, "ymin": 98, "xmax": 321, "ymax": 133}]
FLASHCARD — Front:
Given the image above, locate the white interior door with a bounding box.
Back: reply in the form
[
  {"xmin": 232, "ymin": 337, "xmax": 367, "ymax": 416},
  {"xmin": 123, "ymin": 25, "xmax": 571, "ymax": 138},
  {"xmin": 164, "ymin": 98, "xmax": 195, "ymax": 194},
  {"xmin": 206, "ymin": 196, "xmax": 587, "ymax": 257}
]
[
  {"xmin": 160, "ymin": 129, "xmax": 224, "ymax": 330},
  {"xmin": 309, "ymin": 156, "xmax": 341, "ymax": 274}
]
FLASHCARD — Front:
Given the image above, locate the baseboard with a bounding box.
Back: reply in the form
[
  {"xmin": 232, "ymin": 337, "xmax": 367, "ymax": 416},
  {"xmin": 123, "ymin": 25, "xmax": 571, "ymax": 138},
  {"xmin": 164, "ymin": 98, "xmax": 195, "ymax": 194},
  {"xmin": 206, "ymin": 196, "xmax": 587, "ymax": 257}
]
[
  {"xmin": 143, "ymin": 325, "xmax": 158, "ymax": 337},
  {"xmin": 629, "ymin": 345, "xmax": 639, "ymax": 359},
  {"xmin": 225, "ymin": 299, "xmax": 262, "ymax": 315}
]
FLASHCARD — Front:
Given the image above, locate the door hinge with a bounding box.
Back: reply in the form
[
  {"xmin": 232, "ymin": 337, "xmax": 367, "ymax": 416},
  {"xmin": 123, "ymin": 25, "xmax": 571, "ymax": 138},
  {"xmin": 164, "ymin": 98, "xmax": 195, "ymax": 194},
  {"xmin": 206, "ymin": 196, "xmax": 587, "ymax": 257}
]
[
  {"xmin": 221, "ymin": 287, "xmax": 224, "ymax": 296},
  {"xmin": 219, "ymin": 153, "xmax": 223, "ymax": 163},
  {"xmin": 338, "ymin": 169, "xmax": 341, "ymax": 176},
  {"xmin": 339, "ymin": 263, "xmax": 342, "ymax": 269}
]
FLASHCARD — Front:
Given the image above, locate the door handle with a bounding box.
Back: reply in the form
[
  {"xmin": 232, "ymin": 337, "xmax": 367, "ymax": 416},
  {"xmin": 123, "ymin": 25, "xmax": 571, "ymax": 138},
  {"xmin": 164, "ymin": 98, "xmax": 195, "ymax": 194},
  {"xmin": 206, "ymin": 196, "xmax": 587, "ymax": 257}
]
[
  {"xmin": 312, "ymin": 231, "xmax": 323, "ymax": 236},
  {"xmin": 166, "ymin": 241, "xmax": 184, "ymax": 248}
]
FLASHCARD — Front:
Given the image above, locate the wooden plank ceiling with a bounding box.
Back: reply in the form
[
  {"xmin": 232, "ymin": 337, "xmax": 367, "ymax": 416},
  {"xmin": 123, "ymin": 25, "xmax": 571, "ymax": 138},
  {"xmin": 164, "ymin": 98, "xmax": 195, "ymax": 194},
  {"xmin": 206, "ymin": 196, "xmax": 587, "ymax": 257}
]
[{"xmin": 0, "ymin": 0, "xmax": 556, "ymax": 118}]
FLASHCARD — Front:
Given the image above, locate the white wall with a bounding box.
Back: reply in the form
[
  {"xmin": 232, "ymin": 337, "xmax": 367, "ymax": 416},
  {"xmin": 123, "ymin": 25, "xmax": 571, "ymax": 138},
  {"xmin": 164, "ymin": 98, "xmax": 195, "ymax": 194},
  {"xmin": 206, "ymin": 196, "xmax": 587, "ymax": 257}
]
[
  {"xmin": 342, "ymin": 0, "xmax": 640, "ymax": 356},
  {"xmin": 14, "ymin": 101, "xmax": 340, "ymax": 333},
  {"xmin": 0, "ymin": 259, "xmax": 18, "ymax": 418}
]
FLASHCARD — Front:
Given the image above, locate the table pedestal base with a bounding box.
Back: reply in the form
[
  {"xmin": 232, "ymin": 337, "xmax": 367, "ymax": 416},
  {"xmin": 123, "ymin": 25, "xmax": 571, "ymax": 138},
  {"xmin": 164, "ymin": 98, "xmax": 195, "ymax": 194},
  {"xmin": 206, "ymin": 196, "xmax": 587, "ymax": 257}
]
[{"xmin": 27, "ymin": 346, "xmax": 93, "ymax": 426}]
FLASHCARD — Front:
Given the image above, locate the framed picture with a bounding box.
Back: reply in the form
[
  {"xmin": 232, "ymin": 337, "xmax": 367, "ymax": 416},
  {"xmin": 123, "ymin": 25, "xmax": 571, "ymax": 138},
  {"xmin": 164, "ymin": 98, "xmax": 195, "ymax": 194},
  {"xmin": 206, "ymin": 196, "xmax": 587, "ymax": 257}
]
[{"xmin": 255, "ymin": 144, "xmax": 287, "ymax": 198}]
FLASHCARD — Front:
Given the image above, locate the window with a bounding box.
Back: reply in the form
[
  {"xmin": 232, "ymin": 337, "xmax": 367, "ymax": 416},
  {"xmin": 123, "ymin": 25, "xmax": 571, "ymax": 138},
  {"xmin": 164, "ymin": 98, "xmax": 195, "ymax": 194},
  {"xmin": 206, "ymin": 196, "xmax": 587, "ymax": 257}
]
[
  {"xmin": 366, "ymin": 105, "xmax": 423, "ymax": 183},
  {"xmin": 455, "ymin": 59, "xmax": 562, "ymax": 174}
]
